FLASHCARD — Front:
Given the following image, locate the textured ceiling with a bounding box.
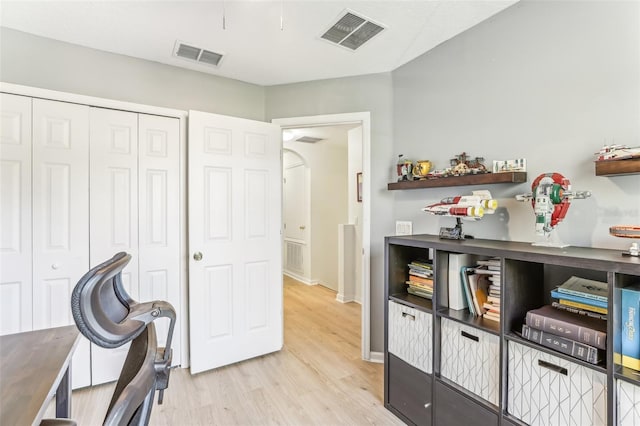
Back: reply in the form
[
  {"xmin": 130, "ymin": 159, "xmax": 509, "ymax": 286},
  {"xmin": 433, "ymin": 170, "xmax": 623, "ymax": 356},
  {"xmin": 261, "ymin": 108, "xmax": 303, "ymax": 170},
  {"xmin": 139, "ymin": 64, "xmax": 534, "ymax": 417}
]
[{"xmin": 0, "ymin": 1, "xmax": 518, "ymax": 86}]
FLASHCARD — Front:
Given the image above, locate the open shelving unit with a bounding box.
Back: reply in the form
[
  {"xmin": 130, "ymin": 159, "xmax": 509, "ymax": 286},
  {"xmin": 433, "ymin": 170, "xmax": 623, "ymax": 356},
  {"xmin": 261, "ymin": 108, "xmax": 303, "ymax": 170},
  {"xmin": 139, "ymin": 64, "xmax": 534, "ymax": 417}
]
[{"xmin": 384, "ymin": 234, "xmax": 640, "ymax": 426}]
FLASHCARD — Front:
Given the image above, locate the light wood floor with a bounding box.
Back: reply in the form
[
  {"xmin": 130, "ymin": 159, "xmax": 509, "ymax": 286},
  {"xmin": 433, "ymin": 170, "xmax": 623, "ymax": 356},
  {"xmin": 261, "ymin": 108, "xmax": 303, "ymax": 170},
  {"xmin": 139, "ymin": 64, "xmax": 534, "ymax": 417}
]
[{"xmin": 62, "ymin": 277, "xmax": 402, "ymax": 425}]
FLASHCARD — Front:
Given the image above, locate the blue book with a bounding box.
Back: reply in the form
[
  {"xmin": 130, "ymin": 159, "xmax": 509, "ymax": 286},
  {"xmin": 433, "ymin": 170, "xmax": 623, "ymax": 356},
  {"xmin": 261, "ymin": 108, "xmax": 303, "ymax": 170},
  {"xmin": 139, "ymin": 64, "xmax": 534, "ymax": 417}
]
[
  {"xmin": 550, "ymin": 289, "xmax": 607, "ymax": 309},
  {"xmin": 621, "ymin": 285, "xmax": 640, "ymax": 370},
  {"xmin": 556, "ymin": 276, "xmax": 608, "ymax": 303}
]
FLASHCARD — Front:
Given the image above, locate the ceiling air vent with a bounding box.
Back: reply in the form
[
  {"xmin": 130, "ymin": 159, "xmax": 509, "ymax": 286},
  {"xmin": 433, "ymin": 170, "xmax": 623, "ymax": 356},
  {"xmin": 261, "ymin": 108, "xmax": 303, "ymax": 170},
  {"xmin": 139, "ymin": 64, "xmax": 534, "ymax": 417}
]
[
  {"xmin": 320, "ymin": 10, "xmax": 385, "ymax": 51},
  {"xmin": 296, "ymin": 136, "xmax": 324, "ymax": 143},
  {"xmin": 173, "ymin": 41, "xmax": 224, "ymax": 67}
]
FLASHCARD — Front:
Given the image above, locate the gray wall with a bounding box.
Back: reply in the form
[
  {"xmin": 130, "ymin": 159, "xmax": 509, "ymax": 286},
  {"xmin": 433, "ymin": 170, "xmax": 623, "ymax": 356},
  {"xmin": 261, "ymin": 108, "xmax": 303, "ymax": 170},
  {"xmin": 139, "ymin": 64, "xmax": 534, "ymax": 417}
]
[
  {"xmin": 0, "ymin": 28, "xmax": 265, "ymax": 120},
  {"xmin": 393, "ymin": 0, "xmax": 639, "ymax": 248},
  {"xmin": 266, "ymin": 73, "xmax": 395, "ymax": 353}
]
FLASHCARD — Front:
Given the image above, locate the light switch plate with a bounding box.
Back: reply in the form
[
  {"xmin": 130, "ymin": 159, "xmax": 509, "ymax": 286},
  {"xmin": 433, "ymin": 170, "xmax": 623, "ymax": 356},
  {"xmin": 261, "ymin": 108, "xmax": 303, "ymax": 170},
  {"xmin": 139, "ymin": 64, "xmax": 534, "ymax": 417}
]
[{"xmin": 396, "ymin": 221, "xmax": 413, "ymax": 236}]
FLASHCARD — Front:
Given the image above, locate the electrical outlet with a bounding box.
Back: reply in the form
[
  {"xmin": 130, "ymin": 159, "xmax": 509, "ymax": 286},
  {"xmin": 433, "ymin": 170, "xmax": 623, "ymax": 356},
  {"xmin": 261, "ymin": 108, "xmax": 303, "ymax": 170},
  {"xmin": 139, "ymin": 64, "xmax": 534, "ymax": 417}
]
[{"xmin": 396, "ymin": 221, "xmax": 413, "ymax": 236}]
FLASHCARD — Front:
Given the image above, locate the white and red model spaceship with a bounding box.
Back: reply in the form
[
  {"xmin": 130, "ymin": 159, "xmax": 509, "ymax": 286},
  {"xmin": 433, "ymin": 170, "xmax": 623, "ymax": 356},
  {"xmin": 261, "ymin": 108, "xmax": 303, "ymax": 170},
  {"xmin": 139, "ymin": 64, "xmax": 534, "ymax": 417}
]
[{"xmin": 422, "ymin": 190, "xmax": 498, "ymax": 219}]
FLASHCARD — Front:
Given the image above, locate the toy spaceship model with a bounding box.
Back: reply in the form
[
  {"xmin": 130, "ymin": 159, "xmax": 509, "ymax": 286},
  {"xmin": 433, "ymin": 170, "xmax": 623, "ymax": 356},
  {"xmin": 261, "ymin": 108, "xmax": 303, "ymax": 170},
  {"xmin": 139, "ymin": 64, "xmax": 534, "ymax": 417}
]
[
  {"xmin": 595, "ymin": 144, "xmax": 640, "ymax": 161},
  {"xmin": 516, "ymin": 172, "xmax": 591, "ymax": 247},
  {"xmin": 423, "ymin": 190, "xmax": 497, "ymax": 239}
]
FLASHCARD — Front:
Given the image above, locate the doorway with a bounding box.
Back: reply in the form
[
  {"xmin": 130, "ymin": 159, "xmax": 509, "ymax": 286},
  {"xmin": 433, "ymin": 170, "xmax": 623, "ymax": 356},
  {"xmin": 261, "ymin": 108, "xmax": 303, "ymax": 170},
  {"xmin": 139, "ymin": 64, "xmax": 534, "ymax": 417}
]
[{"xmin": 273, "ymin": 112, "xmax": 373, "ymax": 361}]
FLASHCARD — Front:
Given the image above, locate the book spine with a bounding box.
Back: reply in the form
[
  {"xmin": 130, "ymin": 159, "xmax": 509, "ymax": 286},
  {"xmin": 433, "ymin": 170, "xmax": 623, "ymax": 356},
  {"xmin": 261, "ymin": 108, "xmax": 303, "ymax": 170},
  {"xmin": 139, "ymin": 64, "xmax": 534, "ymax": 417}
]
[
  {"xmin": 557, "ymin": 287, "xmax": 607, "ymax": 303},
  {"xmin": 526, "ymin": 310, "xmax": 607, "ymax": 350},
  {"xmin": 522, "ymin": 325, "xmax": 602, "ymax": 364}
]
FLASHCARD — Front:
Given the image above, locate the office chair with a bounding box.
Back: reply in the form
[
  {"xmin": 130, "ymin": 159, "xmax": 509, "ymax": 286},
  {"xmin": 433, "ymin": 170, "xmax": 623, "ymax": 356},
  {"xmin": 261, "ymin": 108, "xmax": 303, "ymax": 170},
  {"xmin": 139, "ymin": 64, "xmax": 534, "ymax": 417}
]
[{"xmin": 43, "ymin": 252, "xmax": 176, "ymax": 426}]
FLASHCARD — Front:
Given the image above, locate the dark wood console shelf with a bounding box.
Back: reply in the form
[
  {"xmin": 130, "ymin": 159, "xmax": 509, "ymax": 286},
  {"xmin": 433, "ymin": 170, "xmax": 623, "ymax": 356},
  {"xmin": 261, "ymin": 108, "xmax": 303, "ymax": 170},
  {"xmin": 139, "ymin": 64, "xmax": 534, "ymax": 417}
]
[
  {"xmin": 387, "ymin": 171, "xmax": 527, "ymax": 190},
  {"xmin": 595, "ymin": 158, "xmax": 640, "ymax": 176}
]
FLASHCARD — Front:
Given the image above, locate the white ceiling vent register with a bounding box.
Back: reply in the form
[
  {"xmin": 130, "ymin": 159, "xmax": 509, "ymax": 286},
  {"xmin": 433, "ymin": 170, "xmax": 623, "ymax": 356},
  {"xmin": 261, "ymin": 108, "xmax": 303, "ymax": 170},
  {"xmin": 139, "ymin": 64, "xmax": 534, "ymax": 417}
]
[
  {"xmin": 320, "ymin": 10, "xmax": 385, "ymax": 50},
  {"xmin": 173, "ymin": 40, "xmax": 224, "ymax": 67},
  {"xmin": 296, "ymin": 136, "xmax": 324, "ymax": 143}
]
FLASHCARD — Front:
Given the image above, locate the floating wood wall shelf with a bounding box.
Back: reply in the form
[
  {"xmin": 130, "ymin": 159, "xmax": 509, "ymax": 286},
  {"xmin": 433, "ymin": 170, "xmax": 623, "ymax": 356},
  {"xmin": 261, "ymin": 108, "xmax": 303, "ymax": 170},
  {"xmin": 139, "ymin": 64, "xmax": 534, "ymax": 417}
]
[
  {"xmin": 387, "ymin": 171, "xmax": 527, "ymax": 190},
  {"xmin": 595, "ymin": 158, "xmax": 640, "ymax": 177}
]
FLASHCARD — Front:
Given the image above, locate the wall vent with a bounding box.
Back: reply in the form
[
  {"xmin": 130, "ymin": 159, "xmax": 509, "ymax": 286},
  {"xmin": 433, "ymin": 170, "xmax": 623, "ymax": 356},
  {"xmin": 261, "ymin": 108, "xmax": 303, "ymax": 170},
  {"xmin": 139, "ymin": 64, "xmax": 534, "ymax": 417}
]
[
  {"xmin": 173, "ymin": 40, "xmax": 224, "ymax": 67},
  {"xmin": 295, "ymin": 136, "xmax": 323, "ymax": 143},
  {"xmin": 285, "ymin": 241, "xmax": 304, "ymax": 273},
  {"xmin": 320, "ymin": 10, "xmax": 385, "ymax": 50}
]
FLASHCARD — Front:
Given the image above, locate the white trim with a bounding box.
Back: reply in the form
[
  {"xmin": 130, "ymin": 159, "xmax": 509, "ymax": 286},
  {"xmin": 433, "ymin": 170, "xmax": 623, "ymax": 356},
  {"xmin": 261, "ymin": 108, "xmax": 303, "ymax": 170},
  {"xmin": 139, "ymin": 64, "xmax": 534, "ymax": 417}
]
[
  {"xmin": 272, "ymin": 112, "xmax": 372, "ymax": 362},
  {"xmin": 283, "ymin": 271, "xmax": 317, "ymax": 286},
  {"xmin": 335, "ymin": 294, "xmax": 356, "ymax": 304},
  {"xmin": 0, "ymin": 82, "xmax": 187, "ymax": 119},
  {"xmin": 368, "ymin": 351, "xmax": 384, "ymax": 364},
  {"xmin": 1, "ymin": 82, "xmax": 190, "ymax": 368}
]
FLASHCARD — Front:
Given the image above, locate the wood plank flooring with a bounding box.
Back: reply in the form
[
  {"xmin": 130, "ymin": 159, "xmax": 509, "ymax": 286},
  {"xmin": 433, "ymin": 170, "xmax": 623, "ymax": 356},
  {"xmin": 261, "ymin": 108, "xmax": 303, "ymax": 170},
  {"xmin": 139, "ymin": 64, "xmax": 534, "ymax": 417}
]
[{"xmin": 61, "ymin": 277, "xmax": 401, "ymax": 425}]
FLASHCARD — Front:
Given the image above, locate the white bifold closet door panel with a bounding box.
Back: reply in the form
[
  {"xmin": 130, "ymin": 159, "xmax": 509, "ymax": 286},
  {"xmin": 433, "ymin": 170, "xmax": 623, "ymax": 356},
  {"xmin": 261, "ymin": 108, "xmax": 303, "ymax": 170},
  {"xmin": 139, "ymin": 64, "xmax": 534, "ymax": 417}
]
[
  {"xmin": 0, "ymin": 93, "xmax": 33, "ymax": 335},
  {"xmin": 137, "ymin": 114, "xmax": 181, "ymax": 362},
  {"xmin": 31, "ymin": 98, "xmax": 92, "ymax": 389},
  {"xmin": 188, "ymin": 110, "xmax": 283, "ymax": 374},
  {"xmin": 89, "ymin": 107, "xmax": 139, "ymax": 385}
]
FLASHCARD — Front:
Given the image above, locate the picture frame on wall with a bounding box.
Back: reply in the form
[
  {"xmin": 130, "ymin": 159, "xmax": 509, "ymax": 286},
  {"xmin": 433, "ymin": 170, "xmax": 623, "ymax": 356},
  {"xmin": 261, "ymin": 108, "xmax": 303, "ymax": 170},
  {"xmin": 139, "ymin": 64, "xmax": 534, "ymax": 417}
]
[{"xmin": 357, "ymin": 172, "xmax": 363, "ymax": 202}]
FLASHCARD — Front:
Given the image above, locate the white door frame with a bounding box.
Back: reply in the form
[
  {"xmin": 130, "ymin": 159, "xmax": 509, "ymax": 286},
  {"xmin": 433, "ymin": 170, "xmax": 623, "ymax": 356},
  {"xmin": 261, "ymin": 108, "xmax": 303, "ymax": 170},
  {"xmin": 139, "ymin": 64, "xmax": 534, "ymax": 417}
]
[{"xmin": 272, "ymin": 112, "xmax": 373, "ymax": 361}]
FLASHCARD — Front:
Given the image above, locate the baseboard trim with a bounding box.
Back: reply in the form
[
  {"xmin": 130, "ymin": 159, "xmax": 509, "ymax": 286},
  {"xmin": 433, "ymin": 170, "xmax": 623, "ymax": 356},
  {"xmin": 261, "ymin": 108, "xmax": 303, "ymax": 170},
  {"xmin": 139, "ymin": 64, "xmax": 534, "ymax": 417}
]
[
  {"xmin": 283, "ymin": 271, "xmax": 316, "ymax": 286},
  {"xmin": 368, "ymin": 351, "xmax": 384, "ymax": 364},
  {"xmin": 335, "ymin": 293, "xmax": 356, "ymax": 304}
]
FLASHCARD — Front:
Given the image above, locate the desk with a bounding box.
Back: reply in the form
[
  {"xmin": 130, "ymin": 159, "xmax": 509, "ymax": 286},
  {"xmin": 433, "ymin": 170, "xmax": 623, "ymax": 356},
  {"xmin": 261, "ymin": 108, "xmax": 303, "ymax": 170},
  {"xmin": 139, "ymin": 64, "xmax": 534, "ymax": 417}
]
[{"xmin": 0, "ymin": 325, "xmax": 80, "ymax": 426}]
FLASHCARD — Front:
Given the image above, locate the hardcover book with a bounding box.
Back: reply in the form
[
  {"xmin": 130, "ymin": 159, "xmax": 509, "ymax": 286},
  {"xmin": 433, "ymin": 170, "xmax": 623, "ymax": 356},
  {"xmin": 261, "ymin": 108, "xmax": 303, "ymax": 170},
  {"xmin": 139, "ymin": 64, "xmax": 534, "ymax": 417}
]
[
  {"xmin": 552, "ymin": 301, "xmax": 607, "ymax": 320},
  {"xmin": 558, "ymin": 299, "xmax": 608, "ymax": 315},
  {"xmin": 526, "ymin": 304, "xmax": 607, "ymax": 349},
  {"xmin": 522, "ymin": 324, "xmax": 604, "ymax": 365},
  {"xmin": 557, "ymin": 276, "xmax": 608, "ymax": 303},
  {"xmin": 550, "ymin": 289, "xmax": 608, "ymax": 309},
  {"xmin": 621, "ymin": 284, "xmax": 640, "ymax": 370}
]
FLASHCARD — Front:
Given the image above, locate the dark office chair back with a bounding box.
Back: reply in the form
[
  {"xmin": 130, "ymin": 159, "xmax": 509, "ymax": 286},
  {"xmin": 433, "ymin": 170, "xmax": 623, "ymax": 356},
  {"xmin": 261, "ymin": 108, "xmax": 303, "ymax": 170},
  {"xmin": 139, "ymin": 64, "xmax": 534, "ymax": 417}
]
[
  {"xmin": 69, "ymin": 252, "xmax": 176, "ymax": 425},
  {"xmin": 105, "ymin": 324, "xmax": 157, "ymax": 426}
]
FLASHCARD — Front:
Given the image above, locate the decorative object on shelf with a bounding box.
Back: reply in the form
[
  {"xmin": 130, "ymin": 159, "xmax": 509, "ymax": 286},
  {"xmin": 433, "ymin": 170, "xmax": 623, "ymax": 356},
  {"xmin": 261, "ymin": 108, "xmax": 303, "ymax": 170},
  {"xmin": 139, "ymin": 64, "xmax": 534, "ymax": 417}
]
[
  {"xmin": 411, "ymin": 160, "xmax": 432, "ymax": 180},
  {"xmin": 515, "ymin": 172, "xmax": 591, "ymax": 247},
  {"xmin": 449, "ymin": 152, "xmax": 488, "ymax": 175},
  {"xmin": 609, "ymin": 225, "xmax": 640, "ymax": 257},
  {"xmin": 492, "ymin": 158, "xmax": 526, "ymax": 173},
  {"xmin": 422, "ymin": 190, "xmax": 497, "ymax": 240},
  {"xmin": 396, "ymin": 154, "xmax": 413, "ymax": 182},
  {"xmin": 595, "ymin": 144, "xmax": 640, "ymax": 161}
]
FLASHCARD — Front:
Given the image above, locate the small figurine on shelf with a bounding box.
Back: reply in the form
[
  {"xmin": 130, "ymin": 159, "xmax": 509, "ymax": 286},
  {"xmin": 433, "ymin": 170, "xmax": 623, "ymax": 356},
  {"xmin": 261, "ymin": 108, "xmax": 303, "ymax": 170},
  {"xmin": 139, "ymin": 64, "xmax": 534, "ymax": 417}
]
[
  {"xmin": 422, "ymin": 190, "xmax": 498, "ymax": 239},
  {"xmin": 515, "ymin": 172, "xmax": 591, "ymax": 247},
  {"xmin": 396, "ymin": 154, "xmax": 413, "ymax": 182},
  {"xmin": 449, "ymin": 152, "xmax": 488, "ymax": 175},
  {"xmin": 412, "ymin": 160, "xmax": 432, "ymax": 180}
]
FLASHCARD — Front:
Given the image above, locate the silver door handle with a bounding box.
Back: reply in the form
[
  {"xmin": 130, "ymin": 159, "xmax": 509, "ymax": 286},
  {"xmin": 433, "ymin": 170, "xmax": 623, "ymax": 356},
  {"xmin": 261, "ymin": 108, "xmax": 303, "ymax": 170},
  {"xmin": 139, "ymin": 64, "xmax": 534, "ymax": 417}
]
[{"xmin": 193, "ymin": 252, "xmax": 203, "ymax": 261}]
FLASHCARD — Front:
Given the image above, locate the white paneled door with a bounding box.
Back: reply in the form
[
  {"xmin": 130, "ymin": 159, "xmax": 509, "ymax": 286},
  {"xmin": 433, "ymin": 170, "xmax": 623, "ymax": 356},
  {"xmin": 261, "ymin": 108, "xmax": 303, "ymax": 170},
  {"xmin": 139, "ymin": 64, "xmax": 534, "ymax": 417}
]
[
  {"xmin": 89, "ymin": 107, "xmax": 139, "ymax": 385},
  {"xmin": 138, "ymin": 114, "xmax": 181, "ymax": 360},
  {"xmin": 188, "ymin": 110, "xmax": 282, "ymax": 374},
  {"xmin": 32, "ymin": 98, "xmax": 92, "ymax": 388},
  {"xmin": 0, "ymin": 93, "xmax": 33, "ymax": 335}
]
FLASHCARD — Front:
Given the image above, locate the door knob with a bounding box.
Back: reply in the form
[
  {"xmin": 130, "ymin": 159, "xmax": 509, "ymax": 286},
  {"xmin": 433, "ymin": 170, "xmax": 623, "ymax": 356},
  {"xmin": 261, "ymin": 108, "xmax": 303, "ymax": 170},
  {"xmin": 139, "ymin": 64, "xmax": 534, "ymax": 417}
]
[
  {"xmin": 51, "ymin": 263, "xmax": 60, "ymax": 270},
  {"xmin": 193, "ymin": 252, "xmax": 203, "ymax": 261}
]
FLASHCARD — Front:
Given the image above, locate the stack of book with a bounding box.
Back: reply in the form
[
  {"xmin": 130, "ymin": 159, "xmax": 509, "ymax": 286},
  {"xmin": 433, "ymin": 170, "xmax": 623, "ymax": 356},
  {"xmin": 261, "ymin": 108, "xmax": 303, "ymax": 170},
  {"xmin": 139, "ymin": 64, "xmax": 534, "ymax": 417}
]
[
  {"xmin": 521, "ymin": 304, "xmax": 607, "ymax": 365},
  {"xmin": 550, "ymin": 276, "xmax": 608, "ymax": 320},
  {"xmin": 406, "ymin": 260, "xmax": 433, "ymax": 299},
  {"xmin": 460, "ymin": 259, "xmax": 499, "ymax": 319},
  {"xmin": 476, "ymin": 258, "xmax": 501, "ymax": 322}
]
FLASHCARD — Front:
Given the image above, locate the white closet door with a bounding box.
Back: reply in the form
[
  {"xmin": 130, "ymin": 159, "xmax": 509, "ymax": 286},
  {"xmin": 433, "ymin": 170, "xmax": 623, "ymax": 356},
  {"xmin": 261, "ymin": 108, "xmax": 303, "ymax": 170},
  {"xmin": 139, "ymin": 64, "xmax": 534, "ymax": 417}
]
[
  {"xmin": 188, "ymin": 110, "xmax": 283, "ymax": 374},
  {"xmin": 31, "ymin": 98, "xmax": 91, "ymax": 388},
  {"xmin": 138, "ymin": 114, "xmax": 181, "ymax": 364},
  {"xmin": 89, "ymin": 107, "xmax": 139, "ymax": 385},
  {"xmin": 0, "ymin": 93, "xmax": 33, "ymax": 335}
]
